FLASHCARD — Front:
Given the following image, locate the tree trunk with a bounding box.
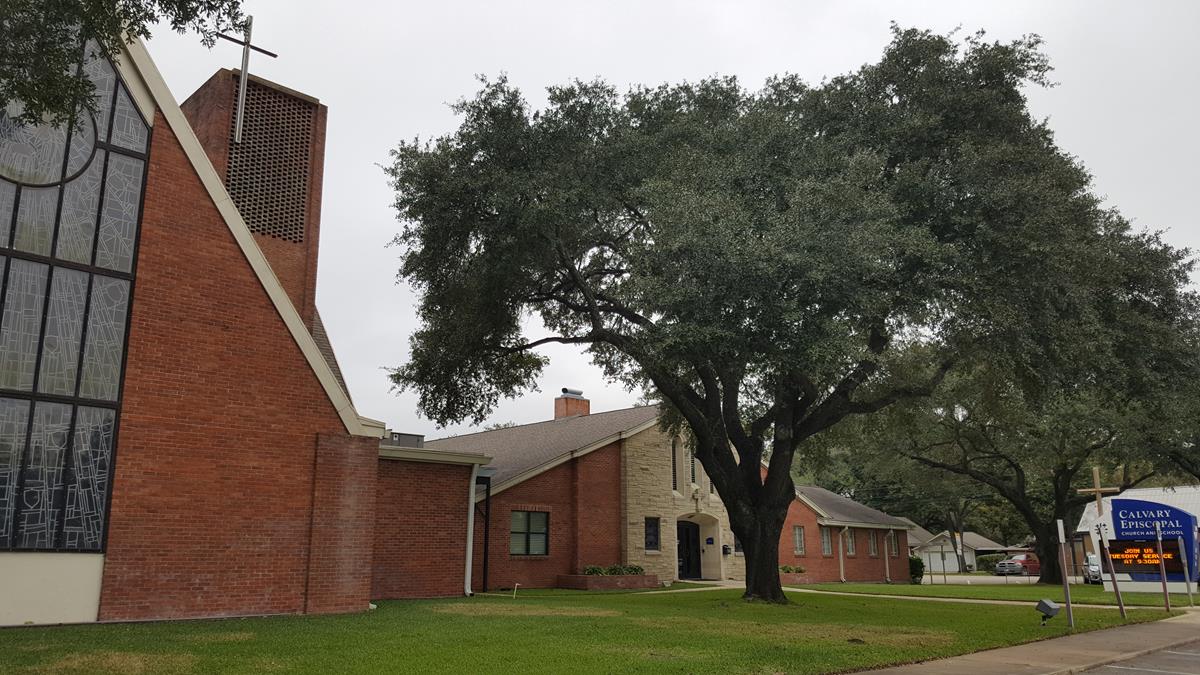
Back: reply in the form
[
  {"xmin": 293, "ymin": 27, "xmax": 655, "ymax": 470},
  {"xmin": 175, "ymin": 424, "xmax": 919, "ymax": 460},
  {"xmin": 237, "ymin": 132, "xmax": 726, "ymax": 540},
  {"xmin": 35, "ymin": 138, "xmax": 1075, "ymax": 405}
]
[
  {"xmin": 735, "ymin": 510, "xmax": 788, "ymax": 603},
  {"xmin": 1034, "ymin": 525, "xmax": 1062, "ymax": 585}
]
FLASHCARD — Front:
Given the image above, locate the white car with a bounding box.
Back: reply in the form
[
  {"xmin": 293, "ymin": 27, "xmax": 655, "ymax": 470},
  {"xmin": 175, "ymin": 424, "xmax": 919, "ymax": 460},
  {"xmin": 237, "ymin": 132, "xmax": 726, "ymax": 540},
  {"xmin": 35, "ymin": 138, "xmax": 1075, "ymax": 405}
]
[{"xmin": 1082, "ymin": 553, "xmax": 1102, "ymax": 584}]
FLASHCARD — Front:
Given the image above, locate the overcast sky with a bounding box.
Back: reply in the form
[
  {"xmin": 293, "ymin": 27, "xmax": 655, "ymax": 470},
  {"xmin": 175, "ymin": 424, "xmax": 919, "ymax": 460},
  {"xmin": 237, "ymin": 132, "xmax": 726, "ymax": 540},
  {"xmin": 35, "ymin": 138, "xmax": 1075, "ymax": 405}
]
[{"xmin": 145, "ymin": 0, "xmax": 1199, "ymax": 437}]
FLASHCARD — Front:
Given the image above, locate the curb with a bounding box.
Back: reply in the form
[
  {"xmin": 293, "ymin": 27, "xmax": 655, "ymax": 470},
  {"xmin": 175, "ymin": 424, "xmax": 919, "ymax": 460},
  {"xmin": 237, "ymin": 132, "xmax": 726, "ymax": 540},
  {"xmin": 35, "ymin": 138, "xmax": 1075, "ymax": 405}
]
[{"xmin": 1050, "ymin": 615, "xmax": 1199, "ymax": 674}]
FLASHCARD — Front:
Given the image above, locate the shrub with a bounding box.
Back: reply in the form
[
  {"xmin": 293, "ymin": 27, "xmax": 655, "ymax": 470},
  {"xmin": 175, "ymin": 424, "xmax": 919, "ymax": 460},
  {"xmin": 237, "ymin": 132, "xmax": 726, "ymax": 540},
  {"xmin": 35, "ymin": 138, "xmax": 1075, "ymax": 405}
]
[
  {"xmin": 623, "ymin": 564, "xmax": 645, "ymax": 575},
  {"xmin": 909, "ymin": 555, "xmax": 925, "ymax": 584},
  {"xmin": 592, "ymin": 564, "xmax": 645, "ymax": 575},
  {"xmin": 795, "ymin": 565, "xmax": 806, "ymax": 574},
  {"xmin": 780, "ymin": 565, "xmax": 794, "ymax": 573},
  {"xmin": 583, "ymin": 565, "xmax": 607, "ymax": 576},
  {"xmin": 976, "ymin": 554, "xmax": 1006, "ymax": 573}
]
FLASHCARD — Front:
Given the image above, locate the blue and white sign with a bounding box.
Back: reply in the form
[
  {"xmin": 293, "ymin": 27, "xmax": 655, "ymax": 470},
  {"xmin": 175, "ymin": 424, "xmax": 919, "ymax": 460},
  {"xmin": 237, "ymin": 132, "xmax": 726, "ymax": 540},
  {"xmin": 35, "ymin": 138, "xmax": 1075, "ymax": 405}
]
[{"xmin": 1111, "ymin": 498, "xmax": 1198, "ymax": 583}]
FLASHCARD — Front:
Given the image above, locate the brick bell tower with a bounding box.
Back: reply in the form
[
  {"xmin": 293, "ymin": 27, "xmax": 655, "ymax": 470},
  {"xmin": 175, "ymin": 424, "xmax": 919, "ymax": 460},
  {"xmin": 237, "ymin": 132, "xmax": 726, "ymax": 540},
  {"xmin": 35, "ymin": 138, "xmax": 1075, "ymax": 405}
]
[
  {"xmin": 180, "ymin": 69, "xmax": 327, "ymax": 327},
  {"xmin": 181, "ymin": 69, "xmax": 349, "ymax": 394}
]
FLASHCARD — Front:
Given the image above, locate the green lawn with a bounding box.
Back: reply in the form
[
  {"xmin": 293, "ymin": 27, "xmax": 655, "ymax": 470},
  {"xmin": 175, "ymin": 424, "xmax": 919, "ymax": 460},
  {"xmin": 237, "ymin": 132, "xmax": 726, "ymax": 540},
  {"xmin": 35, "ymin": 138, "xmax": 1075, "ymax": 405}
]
[
  {"xmin": 797, "ymin": 582, "xmax": 1195, "ymax": 608},
  {"xmin": 0, "ymin": 588, "xmax": 1172, "ymax": 674}
]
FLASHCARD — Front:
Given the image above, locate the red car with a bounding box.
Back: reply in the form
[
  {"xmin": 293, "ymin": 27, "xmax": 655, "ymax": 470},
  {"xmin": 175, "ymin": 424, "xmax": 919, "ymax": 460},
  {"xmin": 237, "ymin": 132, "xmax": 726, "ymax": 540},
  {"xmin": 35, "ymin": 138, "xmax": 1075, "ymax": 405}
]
[{"xmin": 994, "ymin": 553, "xmax": 1041, "ymax": 576}]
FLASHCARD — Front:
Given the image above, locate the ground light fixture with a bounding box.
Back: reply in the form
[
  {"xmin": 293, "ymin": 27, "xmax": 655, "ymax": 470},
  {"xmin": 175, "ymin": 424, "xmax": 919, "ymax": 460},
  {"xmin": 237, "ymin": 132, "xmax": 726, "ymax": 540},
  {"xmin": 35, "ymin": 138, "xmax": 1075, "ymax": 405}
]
[{"xmin": 1036, "ymin": 599, "xmax": 1061, "ymax": 626}]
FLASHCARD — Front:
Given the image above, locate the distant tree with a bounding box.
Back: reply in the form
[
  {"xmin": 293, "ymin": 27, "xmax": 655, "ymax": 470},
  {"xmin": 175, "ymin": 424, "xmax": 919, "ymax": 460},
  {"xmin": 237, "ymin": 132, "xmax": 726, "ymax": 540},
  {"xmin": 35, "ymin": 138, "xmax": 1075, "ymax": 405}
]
[
  {"xmin": 1, "ymin": 0, "xmax": 244, "ymax": 126},
  {"xmin": 484, "ymin": 421, "xmax": 519, "ymax": 431},
  {"xmin": 388, "ymin": 27, "xmax": 1195, "ymax": 601},
  {"xmin": 880, "ymin": 365, "xmax": 1195, "ymax": 584}
]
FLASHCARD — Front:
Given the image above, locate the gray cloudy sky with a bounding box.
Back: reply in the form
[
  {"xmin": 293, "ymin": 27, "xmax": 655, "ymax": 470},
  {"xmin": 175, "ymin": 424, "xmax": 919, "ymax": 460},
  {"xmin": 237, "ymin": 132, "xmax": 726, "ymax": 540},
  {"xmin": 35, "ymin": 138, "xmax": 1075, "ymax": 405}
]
[{"xmin": 145, "ymin": 0, "xmax": 1199, "ymax": 437}]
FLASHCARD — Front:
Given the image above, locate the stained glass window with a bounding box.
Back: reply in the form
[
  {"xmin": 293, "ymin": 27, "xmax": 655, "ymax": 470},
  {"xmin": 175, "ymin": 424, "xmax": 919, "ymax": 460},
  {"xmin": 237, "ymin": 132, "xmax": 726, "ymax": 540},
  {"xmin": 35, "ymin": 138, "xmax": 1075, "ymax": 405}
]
[{"xmin": 0, "ymin": 45, "xmax": 148, "ymax": 552}]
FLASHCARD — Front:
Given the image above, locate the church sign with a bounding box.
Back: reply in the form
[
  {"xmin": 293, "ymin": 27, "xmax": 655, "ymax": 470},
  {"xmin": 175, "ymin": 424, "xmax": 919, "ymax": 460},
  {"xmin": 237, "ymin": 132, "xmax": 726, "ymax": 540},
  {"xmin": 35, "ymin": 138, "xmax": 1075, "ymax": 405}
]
[{"xmin": 1109, "ymin": 499, "xmax": 1198, "ymax": 583}]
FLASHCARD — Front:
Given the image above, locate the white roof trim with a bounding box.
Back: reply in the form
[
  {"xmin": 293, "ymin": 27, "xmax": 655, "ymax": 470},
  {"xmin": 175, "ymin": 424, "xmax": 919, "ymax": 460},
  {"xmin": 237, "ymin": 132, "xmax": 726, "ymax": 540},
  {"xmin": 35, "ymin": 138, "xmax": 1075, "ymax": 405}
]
[
  {"xmin": 477, "ymin": 417, "xmax": 660, "ymax": 500},
  {"xmin": 117, "ymin": 39, "xmax": 381, "ymax": 439},
  {"xmin": 379, "ymin": 447, "xmax": 491, "ymax": 466},
  {"xmin": 817, "ymin": 518, "xmax": 912, "ymax": 531}
]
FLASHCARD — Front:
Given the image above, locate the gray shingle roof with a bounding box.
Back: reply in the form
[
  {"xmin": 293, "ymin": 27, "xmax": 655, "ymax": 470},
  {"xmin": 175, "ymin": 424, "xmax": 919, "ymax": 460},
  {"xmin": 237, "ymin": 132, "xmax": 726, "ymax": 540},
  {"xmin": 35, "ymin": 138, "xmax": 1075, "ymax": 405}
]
[
  {"xmin": 918, "ymin": 531, "xmax": 1008, "ymax": 552},
  {"xmin": 426, "ymin": 405, "xmax": 659, "ymax": 487},
  {"xmin": 897, "ymin": 517, "xmax": 935, "ymax": 545},
  {"xmin": 797, "ymin": 485, "xmax": 911, "ymax": 528}
]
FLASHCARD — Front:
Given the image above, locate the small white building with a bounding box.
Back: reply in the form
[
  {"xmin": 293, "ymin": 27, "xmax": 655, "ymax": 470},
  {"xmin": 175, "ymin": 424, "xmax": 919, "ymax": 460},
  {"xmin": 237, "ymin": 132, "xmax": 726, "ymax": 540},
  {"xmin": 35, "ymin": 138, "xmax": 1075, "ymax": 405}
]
[{"xmin": 912, "ymin": 530, "xmax": 1008, "ymax": 574}]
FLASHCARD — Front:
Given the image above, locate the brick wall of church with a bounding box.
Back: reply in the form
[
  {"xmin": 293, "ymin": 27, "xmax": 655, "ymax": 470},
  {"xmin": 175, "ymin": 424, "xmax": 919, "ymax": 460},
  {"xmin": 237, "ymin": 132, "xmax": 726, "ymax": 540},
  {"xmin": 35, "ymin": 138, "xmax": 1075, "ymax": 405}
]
[
  {"xmin": 778, "ymin": 500, "xmax": 909, "ymax": 583},
  {"xmin": 471, "ymin": 442, "xmax": 622, "ymax": 590},
  {"xmin": 97, "ymin": 111, "xmax": 375, "ymax": 621},
  {"xmin": 373, "ymin": 460, "xmax": 472, "ymax": 599}
]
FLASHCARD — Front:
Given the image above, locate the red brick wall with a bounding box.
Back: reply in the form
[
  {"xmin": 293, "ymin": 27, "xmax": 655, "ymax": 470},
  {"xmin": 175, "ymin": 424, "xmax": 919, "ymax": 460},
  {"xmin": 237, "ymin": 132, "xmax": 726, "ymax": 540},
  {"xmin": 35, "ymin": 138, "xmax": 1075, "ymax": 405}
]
[
  {"xmin": 777, "ymin": 499, "xmax": 909, "ymax": 583},
  {"xmin": 97, "ymin": 111, "xmax": 373, "ymax": 620},
  {"xmin": 472, "ymin": 443, "xmax": 621, "ymax": 590},
  {"xmin": 373, "ymin": 461, "xmax": 472, "ymax": 599},
  {"xmin": 305, "ymin": 434, "xmax": 378, "ymax": 614},
  {"xmin": 179, "ymin": 71, "xmax": 326, "ymax": 327}
]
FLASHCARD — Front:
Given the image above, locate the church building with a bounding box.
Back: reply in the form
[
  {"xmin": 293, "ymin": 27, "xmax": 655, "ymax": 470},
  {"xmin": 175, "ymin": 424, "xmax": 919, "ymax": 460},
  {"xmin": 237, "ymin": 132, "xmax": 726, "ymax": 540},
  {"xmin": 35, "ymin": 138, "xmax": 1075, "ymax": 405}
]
[
  {"xmin": 427, "ymin": 390, "xmax": 909, "ymax": 589},
  {"xmin": 0, "ymin": 39, "xmax": 487, "ymax": 626}
]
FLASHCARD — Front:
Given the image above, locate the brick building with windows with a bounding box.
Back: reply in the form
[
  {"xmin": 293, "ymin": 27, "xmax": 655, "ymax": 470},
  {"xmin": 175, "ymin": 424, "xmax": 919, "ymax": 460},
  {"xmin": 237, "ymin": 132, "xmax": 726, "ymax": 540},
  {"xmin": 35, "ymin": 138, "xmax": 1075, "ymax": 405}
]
[
  {"xmin": 428, "ymin": 389, "xmax": 908, "ymax": 590},
  {"xmin": 0, "ymin": 39, "xmax": 487, "ymax": 626}
]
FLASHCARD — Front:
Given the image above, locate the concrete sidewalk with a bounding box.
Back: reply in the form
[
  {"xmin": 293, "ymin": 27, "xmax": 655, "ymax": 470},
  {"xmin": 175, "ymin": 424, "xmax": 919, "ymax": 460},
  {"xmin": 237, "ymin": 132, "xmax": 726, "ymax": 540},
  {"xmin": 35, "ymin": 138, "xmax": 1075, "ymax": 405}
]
[{"xmin": 868, "ymin": 611, "xmax": 1200, "ymax": 674}]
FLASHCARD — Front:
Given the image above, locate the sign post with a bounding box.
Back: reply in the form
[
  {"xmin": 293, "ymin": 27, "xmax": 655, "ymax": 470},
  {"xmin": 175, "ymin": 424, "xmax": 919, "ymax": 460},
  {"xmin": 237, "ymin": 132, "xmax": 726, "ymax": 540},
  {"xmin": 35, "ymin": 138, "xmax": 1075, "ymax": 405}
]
[
  {"xmin": 939, "ymin": 543, "xmax": 947, "ymax": 584},
  {"xmin": 1097, "ymin": 524, "xmax": 1127, "ymax": 620},
  {"xmin": 1155, "ymin": 523, "xmax": 1171, "ymax": 612},
  {"xmin": 1179, "ymin": 536, "xmax": 1195, "ymax": 607},
  {"xmin": 1058, "ymin": 519, "xmax": 1075, "ymax": 628}
]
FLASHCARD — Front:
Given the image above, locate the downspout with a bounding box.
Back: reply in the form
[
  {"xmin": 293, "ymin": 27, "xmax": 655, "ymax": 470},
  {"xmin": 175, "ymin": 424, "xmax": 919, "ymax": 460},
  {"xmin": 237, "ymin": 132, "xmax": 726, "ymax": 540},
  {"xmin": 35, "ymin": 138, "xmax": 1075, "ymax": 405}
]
[
  {"xmin": 464, "ymin": 463, "xmax": 480, "ymax": 596},
  {"xmin": 884, "ymin": 529, "xmax": 892, "ymax": 583},
  {"xmin": 839, "ymin": 526, "xmax": 848, "ymax": 583}
]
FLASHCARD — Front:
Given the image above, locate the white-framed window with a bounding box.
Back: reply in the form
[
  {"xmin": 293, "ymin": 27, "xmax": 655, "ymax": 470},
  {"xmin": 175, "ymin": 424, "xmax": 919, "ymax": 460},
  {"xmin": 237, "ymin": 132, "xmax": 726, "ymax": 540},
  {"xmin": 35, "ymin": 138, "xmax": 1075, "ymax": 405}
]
[
  {"xmin": 887, "ymin": 530, "xmax": 899, "ymax": 557},
  {"xmin": 820, "ymin": 526, "xmax": 833, "ymax": 556},
  {"xmin": 845, "ymin": 529, "xmax": 856, "ymax": 556},
  {"xmin": 793, "ymin": 525, "xmax": 805, "ymax": 555},
  {"xmin": 868, "ymin": 530, "xmax": 878, "ymax": 557}
]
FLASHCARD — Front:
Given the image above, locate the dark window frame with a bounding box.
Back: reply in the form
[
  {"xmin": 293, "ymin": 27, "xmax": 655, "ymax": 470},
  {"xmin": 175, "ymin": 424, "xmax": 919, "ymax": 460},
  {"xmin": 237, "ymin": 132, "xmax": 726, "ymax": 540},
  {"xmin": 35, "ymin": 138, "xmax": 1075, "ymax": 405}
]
[
  {"xmin": 644, "ymin": 516, "xmax": 660, "ymax": 551},
  {"xmin": 670, "ymin": 438, "xmax": 678, "ymax": 491},
  {"xmin": 0, "ymin": 47, "xmax": 150, "ymax": 554},
  {"xmin": 509, "ymin": 510, "xmax": 549, "ymax": 556}
]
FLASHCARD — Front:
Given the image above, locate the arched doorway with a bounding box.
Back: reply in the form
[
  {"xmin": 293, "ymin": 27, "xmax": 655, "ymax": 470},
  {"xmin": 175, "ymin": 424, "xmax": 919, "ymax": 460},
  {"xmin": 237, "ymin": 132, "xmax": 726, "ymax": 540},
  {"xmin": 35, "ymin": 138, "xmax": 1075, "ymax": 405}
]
[{"xmin": 677, "ymin": 521, "xmax": 702, "ymax": 579}]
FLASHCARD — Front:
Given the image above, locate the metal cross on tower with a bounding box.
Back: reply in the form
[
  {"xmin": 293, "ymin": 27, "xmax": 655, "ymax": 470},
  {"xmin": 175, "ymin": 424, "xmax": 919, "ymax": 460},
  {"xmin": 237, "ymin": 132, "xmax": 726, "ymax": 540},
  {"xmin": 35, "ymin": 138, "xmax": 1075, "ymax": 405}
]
[
  {"xmin": 216, "ymin": 15, "xmax": 278, "ymax": 144},
  {"xmin": 1078, "ymin": 466, "xmax": 1121, "ymax": 516}
]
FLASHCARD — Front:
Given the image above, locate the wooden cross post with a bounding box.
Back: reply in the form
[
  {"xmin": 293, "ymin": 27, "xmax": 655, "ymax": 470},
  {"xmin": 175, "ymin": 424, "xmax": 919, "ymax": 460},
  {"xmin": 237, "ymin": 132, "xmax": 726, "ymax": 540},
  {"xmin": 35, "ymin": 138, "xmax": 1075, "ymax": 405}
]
[
  {"xmin": 216, "ymin": 15, "xmax": 278, "ymax": 143},
  {"xmin": 1077, "ymin": 467, "xmax": 1120, "ymax": 516}
]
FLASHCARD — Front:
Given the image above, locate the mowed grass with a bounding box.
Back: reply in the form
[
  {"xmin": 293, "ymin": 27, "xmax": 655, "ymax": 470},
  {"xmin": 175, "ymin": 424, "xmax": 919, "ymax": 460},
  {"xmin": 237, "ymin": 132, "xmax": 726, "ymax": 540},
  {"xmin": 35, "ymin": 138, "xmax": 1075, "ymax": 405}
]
[
  {"xmin": 797, "ymin": 582, "xmax": 1195, "ymax": 608},
  {"xmin": 0, "ymin": 588, "xmax": 1171, "ymax": 674}
]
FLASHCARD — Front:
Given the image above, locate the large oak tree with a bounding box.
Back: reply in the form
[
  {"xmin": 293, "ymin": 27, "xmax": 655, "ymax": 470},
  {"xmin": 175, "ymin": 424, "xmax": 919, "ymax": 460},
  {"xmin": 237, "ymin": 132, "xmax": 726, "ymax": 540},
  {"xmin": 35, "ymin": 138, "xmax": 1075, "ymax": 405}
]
[{"xmin": 387, "ymin": 28, "xmax": 1195, "ymax": 600}]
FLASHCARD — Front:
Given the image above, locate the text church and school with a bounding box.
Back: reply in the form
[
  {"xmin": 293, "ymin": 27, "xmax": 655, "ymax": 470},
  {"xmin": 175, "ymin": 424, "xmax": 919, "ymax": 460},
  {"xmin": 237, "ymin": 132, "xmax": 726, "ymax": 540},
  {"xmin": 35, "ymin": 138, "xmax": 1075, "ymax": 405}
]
[{"xmin": 0, "ymin": 40, "xmax": 909, "ymax": 626}]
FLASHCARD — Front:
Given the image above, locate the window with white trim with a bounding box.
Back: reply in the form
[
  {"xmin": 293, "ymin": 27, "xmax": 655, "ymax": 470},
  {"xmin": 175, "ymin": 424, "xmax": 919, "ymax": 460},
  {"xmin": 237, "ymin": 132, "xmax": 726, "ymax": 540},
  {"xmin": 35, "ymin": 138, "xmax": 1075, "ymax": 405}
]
[
  {"xmin": 887, "ymin": 529, "xmax": 899, "ymax": 557},
  {"xmin": 845, "ymin": 528, "xmax": 856, "ymax": 556},
  {"xmin": 868, "ymin": 530, "xmax": 878, "ymax": 557},
  {"xmin": 820, "ymin": 526, "xmax": 833, "ymax": 556},
  {"xmin": 792, "ymin": 525, "xmax": 805, "ymax": 555}
]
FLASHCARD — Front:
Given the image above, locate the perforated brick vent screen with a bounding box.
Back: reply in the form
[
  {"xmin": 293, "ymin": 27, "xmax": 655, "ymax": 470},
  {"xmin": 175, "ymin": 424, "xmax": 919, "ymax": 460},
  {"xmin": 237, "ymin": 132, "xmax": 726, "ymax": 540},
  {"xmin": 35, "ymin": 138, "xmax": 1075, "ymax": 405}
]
[{"xmin": 225, "ymin": 76, "xmax": 314, "ymax": 243}]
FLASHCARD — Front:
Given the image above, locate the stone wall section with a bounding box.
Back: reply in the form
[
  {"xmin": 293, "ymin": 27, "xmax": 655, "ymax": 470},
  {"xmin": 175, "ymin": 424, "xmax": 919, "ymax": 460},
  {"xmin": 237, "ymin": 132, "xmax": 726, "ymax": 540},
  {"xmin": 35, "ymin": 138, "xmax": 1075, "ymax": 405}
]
[{"xmin": 620, "ymin": 427, "xmax": 745, "ymax": 582}]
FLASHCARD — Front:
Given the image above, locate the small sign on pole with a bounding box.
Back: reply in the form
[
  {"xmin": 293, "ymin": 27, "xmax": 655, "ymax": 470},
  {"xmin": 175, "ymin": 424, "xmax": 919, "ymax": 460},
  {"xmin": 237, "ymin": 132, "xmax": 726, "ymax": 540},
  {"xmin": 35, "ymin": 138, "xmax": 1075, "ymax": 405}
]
[
  {"xmin": 1178, "ymin": 536, "xmax": 1195, "ymax": 607},
  {"xmin": 1097, "ymin": 523, "xmax": 1127, "ymax": 620},
  {"xmin": 1155, "ymin": 523, "xmax": 1171, "ymax": 612},
  {"xmin": 1057, "ymin": 519, "xmax": 1075, "ymax": 628}
]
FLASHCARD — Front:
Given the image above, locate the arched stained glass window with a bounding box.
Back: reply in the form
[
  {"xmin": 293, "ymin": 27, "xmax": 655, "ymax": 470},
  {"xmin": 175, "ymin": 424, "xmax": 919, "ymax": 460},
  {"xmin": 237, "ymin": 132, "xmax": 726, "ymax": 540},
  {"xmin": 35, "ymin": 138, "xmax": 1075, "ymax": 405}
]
[{"xmin": 0, "ymin": 42, "xmax": 149, "ymax": 552}]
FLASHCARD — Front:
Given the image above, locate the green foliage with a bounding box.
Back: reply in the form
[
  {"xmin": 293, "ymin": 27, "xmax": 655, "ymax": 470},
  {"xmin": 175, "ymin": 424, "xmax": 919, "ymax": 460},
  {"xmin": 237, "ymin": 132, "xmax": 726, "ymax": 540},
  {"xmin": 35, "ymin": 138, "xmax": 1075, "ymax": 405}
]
[
  {"xmin": 975, "ymin": 554, "xmax": 1007, "ymax": 573},
  {"xmin": 909, "ymin": 556, "xmax": 926, "ymax": 584},
  {"xmin": 780, "ymin": 565, "xmax": 806, "ymax": 574},
  {"xmin": 589, "ymin": 564, "xmax": 644, "ymax": 576},
  {"xmin": 388, "ymin": 25, "xmax": 1197, "ymax": 599},
  {"xmin": 1, "ymin": 0, "xmax": 244, "ymax": 127}
]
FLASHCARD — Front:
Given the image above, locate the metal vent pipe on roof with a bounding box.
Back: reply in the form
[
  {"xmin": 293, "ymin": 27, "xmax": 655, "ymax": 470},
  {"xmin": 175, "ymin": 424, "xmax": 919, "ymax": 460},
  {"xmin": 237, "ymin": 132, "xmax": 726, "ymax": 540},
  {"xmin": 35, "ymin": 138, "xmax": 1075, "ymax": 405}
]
[{"xmin": 562, "ymin": 387, "xmax": 583, "ymax": 396}]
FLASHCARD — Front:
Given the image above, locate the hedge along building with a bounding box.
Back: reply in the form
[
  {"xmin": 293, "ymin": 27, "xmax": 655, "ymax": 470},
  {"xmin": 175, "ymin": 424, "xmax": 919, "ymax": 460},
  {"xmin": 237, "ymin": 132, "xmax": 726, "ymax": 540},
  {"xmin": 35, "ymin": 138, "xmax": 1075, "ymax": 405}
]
[
  {"xmin": 426, "ymin": 391, "xmax": 746, "ymax": 589},
  {"xmin": 0, "ymin": 39, "xmax": 487, "ymax": 626}
]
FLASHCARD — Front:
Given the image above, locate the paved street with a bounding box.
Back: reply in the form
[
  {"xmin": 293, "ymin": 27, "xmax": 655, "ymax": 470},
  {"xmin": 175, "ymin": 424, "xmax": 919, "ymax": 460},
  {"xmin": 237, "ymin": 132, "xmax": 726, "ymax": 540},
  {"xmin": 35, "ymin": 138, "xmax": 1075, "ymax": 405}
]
[{"xmin": 1086, "ymin": 639, "xmax": 1200, "ymax": 674}]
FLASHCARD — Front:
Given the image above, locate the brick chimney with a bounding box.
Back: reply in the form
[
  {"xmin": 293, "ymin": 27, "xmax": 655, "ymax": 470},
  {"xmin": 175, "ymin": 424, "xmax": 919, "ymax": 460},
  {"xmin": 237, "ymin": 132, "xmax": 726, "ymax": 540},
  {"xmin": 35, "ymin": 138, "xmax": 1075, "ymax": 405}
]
[
  {"xmin": 180, "ymin": 69, "xmax": 327, "ymax": 327},
  {"xmin": 554, "ymin": 388, "xmax": 590, "ymax": 419}
]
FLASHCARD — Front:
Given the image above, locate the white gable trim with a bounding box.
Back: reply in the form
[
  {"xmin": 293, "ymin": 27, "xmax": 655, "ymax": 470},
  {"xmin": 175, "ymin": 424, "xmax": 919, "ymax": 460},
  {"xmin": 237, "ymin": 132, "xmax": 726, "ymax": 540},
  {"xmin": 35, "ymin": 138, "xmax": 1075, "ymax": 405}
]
[{"xmin": 117, "ymin": 39, "xmax": 381, "ymax": 438}]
